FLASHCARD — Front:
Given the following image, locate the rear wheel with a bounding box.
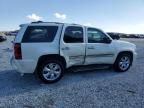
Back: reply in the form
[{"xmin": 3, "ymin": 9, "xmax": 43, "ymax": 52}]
[
  {"xmin": 38, "ymin": 60, "xmax": 64, "ymax": 83},
  {"xmin": 114, "ymin": 53, "xmax": 132, "ymax": 72}
]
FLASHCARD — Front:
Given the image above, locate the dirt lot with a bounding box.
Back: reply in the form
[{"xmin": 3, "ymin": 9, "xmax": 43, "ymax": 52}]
[{"xmin": 0, "ymin": 37, "xmax": 144, "ymax": 108}]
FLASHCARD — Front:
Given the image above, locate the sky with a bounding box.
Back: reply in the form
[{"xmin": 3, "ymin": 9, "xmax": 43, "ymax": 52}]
[{"xmin": 0, "ymin": 0, "xmax": 144, "ymax": 34}]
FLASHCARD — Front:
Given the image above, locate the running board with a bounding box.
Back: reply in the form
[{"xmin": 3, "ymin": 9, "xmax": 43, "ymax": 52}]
[{"xmin": 67, "ymin": 64, "xmax": 112, "ymax": 73}]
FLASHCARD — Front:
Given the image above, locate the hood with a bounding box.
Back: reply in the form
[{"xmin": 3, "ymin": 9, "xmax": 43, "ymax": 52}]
[
  {"xmin": 114, "ymin": 40, "xmax": 132, "ymax": 44},
  {"xmin": 112, "ymin": 40, "xmax": 136, "ymax": 50}
]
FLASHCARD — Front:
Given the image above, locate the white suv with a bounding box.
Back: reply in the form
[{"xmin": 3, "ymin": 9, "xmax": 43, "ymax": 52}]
[{"xmin": 11, "ymin": 21, "xmax": 137, "ymax": 83}]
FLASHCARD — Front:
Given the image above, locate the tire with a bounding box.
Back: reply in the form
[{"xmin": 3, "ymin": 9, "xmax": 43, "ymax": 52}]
[
  {"xmin": 114, "ymin": 53, "xmax": 132, "ymax": 72},
  {"xmin": 37, "ymin": 59, "xmax": 64, "ymax": 84}
]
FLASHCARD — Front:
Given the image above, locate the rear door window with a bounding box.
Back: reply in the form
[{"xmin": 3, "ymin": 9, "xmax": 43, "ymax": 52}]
[
  {"xmin": 63, "ymin": 26, "xmax": 84, "ymax": 43},
  {"xmin": 22, "ymin": 26, "xmax": 58, "ymax": 43}
]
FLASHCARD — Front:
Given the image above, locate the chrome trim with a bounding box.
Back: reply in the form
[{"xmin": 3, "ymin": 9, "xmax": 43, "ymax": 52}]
[{"xmin": 87, "ymin": 54, "xmax": 114, "ymax": 58}]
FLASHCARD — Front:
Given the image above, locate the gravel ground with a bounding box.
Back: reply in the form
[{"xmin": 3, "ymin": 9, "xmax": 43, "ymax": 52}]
[{"xmin": 0, "ymin": 37, "xmax": 144, "ymax": 108}]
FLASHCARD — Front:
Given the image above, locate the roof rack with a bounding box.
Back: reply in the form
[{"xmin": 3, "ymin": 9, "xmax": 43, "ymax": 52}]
[
  {"xmin": 31, "ymin": 21, "xmax": 84, "ymax": 26},
  {"xmin": 31, "ymin": 21, "xmax": 43, "ymax": 23},
  {"xmin": 71, "ymin": 23, "xmax": 82, "ymax": 25},
  {"xmin": 31, "ymin": 21, "xmax": 63, "ymax": 24}
]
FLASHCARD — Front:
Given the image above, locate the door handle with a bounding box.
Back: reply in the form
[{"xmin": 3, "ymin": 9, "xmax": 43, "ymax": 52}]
[
  {"xmin": 88, "ymin": 46, "xmax": 95, "ymax": 49},
  {"xmin": 61, "ymin": 47, "xmax": 70, "ymax": 50}
]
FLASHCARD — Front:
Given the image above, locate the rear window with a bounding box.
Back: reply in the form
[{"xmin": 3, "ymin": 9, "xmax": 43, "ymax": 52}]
[{"xmin": 22, "ymin": 26, "xmax": 58, "ymax": 42}]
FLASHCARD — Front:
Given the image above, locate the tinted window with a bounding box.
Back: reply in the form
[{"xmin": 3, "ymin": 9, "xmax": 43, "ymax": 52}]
[
  {"xmin": 22, "ymin": 26, "xmax": 58, "ymax": 42},
  {"xmin": 64, "ymin": 26, "xmax": 83, "ymax": 43},
  {"xmin": 88, "ymin": 28, "xmax": 108, "ymax": 43}
]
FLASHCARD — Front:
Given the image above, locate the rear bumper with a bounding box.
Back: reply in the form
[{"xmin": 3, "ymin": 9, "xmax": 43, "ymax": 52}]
[{"xmin": 10, "ymin": 56, "xmax": 36, "ymax": 74}]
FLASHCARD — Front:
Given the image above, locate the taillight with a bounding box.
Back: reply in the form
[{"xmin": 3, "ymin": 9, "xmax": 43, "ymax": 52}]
[{"xmin": 14, "ymin": 43, "xmax": 22, "ymax": 59}]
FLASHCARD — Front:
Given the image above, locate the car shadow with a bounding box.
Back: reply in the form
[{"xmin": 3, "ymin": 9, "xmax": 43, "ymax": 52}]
[
  {"xmin": 62, "ymin": 68, "xmax": 118, "ymax": 84},
  {"xmin": 0, "ymin": 69, "xmax": 119, "ymax": 97}
]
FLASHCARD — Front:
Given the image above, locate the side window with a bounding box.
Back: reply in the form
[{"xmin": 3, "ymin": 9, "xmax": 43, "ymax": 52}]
[
  {"xmin": 22, "ymin": 26, "xmax": 58, "ymax": 42},
  {"xmin": 64, "ymin": 26, "xmax": 83, "ymax": 43},
  {"xmin": 87, "ymin": 28, "xmax": 108, "ymax": 43}
]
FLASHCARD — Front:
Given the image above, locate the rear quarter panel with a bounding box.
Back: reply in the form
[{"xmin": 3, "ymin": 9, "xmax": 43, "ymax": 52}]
[{"xmin": 13, "ymin": 24, "xmax": 63, "ymax": 73}]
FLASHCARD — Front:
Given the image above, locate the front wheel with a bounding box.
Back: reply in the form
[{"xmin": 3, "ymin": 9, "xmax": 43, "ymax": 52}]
[
  {"xmin": 114, "ymin": 53, "xmax": 132, "ymax": 72},
  {"xmin": 38, "ymin": 60, "xmax": 64, "ymax": 83}
]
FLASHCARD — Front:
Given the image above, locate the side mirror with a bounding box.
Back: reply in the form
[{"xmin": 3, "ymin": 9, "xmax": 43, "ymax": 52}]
[{"xmin": 103, "ymin": 37, "xmax": 112, "ymax": 44}]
